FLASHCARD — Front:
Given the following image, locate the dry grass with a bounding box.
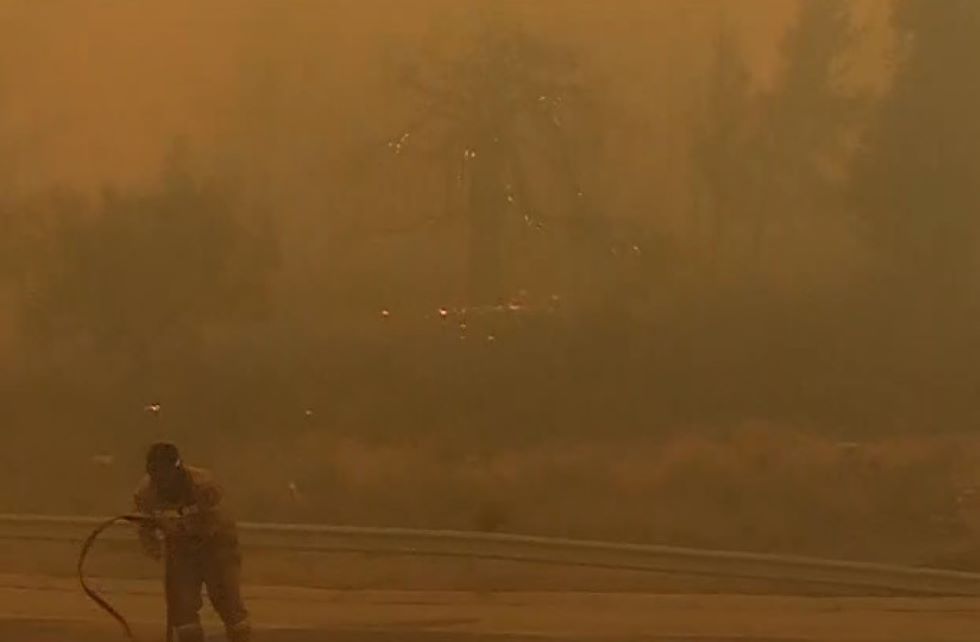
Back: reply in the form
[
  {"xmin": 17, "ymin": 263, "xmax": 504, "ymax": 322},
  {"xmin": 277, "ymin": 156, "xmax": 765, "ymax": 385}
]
[
  {"xmin": 204, "ymin": 425, "xmax": 980, "ymax": 567},
  {"xmin": 5, "ymin": 424, "xmax": 980, "ymax": 569}
]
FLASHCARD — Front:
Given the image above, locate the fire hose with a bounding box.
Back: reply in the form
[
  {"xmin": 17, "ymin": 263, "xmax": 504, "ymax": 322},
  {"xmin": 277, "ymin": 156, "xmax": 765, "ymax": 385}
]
[{"xmin": 77, "ymin": 514, "xmax": 173, "ymax": 642}]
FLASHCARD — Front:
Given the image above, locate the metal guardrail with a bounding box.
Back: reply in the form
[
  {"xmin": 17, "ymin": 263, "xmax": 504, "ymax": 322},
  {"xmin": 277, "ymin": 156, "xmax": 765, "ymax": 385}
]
[{"xmin": 3, "ymin": 513, "xmax": 980, "ymax": 596}]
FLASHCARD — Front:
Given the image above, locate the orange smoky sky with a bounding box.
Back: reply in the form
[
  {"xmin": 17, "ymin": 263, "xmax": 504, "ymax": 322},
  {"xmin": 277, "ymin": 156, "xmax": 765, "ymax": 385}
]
[{"xmin": 0, "ymin": 1, "xmax": 889, "ymax": 194}]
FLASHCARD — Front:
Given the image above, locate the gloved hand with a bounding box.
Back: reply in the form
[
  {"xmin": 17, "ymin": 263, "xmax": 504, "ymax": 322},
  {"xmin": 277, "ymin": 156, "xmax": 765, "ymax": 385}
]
[{"xmin": 156, "ymin": 515, "xmax": 187, "ymax": 539}]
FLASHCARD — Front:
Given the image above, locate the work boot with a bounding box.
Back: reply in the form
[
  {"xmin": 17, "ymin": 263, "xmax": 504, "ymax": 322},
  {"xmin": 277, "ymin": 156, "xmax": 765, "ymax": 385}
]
[
  {"xmin": 226, "ymin": 619, "xmax": 252, "ymax": 642},
  {"xmin": 174, "ymin": 623, "xmax": 206, "ymax": 642}
]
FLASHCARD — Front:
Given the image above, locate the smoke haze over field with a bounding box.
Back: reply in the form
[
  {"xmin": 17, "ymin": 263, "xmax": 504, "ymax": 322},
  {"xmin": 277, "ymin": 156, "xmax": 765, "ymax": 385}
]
[{"xmin": 1, "ymin": 0, "xmax": 979, "ymax": 558}]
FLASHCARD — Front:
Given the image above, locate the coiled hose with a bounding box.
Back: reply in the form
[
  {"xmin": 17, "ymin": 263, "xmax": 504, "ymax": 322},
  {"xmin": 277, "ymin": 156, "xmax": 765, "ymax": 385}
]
[{"xmin": 77, "ymin": 514, "xmax": 170, "ymax": 641}]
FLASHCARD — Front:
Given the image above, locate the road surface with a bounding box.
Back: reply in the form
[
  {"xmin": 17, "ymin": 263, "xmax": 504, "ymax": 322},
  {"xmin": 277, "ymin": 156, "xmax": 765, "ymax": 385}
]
[{"xmin": 2, "ymin": 574, "xmax": 979, "ymax": 641}]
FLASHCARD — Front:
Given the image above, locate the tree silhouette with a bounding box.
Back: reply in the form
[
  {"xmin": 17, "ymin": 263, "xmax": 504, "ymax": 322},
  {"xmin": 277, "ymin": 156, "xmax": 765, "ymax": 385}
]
[
  {"xmin": 354, "ymin": 9, "xmax": 603, "ymax": 304},
  {"xmin": 30, "ymin": 145, "xmax": 279, "ymax": 370},
  {"xmin": 768, "ymin": 1, "xmax": 859, "ymax": 195},
  {"xmin": 691, "ymin": 24, "xmax": 754, "ymax": 274},
  {"xmin": 853, "ymin": 0, "xmax": 980, "ymax": 296},
  {"xmin": 693, "ymin": 4, "xmax": 861, "ymax": 278},
  {"xmin": 755, "ymin": 0, "xmax": 862, "ymax": 265}
]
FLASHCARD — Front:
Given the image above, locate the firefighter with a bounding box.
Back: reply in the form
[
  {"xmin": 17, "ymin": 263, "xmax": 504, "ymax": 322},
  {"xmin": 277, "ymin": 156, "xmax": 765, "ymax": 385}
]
[{"xmin": 134, "ymin": 442, "xmax": 251, "ymax": 642}]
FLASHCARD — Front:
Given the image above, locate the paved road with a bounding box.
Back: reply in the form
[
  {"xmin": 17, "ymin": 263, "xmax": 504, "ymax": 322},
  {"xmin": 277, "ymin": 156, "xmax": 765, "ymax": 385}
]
[
  {"xmin": 0, "ymin": 621, "xmax": 845, "ymax": 642},
  {"xmin": 0, "ymin": 621, "xmax": 559, "ymax": 642},
  {"xmin": 2, "ymin": 574, "xmax": 979, "ymax": 641}
]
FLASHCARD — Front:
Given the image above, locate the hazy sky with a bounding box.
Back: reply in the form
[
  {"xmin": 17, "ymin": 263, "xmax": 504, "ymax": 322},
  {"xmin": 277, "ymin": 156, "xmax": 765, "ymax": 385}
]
[{"xmin": 0, "ymin": 1, "xmax": 866, "ymax": 194}]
